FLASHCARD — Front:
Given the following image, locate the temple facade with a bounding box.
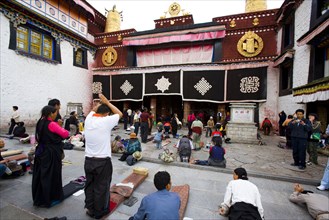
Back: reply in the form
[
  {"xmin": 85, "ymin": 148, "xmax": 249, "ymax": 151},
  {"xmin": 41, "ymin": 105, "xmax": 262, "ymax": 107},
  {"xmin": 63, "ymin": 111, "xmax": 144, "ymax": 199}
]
[{"xmin": 92, "ymin": 2, "xmax": 280, "ymax": 126}]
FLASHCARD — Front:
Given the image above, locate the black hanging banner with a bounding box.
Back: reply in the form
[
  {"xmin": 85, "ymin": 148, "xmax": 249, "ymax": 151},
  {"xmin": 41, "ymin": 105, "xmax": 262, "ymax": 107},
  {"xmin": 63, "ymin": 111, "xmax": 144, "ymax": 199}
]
[
  {"xmin": 144, "ymin": 71, "xmax": 180, "ymax": 95},
  {"xmin": 226, "ymin": 67, "xmax": 267, "ymax": 101},
  {"xmin": 112, "ymin": 74, "xmax": 143, "ymax": 101},
  {"xmin": 92, "ymin": 75, "xmax": 111, "ymax": 100},
  {"xmin": 183, "ymin": 70, "xmax": 225, "ymax": 102}
]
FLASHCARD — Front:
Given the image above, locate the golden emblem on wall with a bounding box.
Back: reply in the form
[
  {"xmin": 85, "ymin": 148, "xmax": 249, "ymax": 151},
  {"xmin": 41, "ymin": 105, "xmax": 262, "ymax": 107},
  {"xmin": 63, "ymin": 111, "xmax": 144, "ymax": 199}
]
[
  {"xmin": 237, "ymin": 31, "xmax": 263, "ymax": 57},
  {"xmin": 253, "ymin": 18, "xmax": 259, "ymax": 26},
  {"xmin": 230, "ymin": 20, "xmax": 236, "ymax": 28},
  {"xmin": 168, "ymin": 2, "xmax": 181, "ymax": 16},
  {"xmin": 102, "ymin": 47, "xmax": 117, "ymax": 66}
]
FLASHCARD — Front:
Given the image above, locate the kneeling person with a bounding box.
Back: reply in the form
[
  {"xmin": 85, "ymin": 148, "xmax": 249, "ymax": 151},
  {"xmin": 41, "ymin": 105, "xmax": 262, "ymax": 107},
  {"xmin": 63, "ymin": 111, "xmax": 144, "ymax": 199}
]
[
  {"xmin": 129, "ymin": 171, "xmax": 180, "ymax": 220},
  {"xmin": 177, "ymin": 135, "xmax": 193, "ymax": 162}
]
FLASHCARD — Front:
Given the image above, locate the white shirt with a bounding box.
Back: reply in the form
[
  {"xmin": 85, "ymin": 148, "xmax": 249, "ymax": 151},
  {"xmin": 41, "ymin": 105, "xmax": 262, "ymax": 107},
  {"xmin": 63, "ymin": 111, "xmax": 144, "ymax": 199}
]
[
  {"xmin": 221, "ymin": 179, "xmax": 264, "ymax": 218},
  {"xmin": 12, "ymin": 110, "xmax": 20, "ymax": 123},
  {"xmin": 84, "ymin": 111, "xmax": 119, "ymax": 158}
]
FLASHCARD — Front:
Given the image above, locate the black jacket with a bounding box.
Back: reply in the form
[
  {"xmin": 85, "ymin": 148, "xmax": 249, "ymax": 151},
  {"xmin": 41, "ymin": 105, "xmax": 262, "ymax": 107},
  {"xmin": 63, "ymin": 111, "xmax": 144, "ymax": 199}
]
[{"xmin": 288, "ymin": 118, "xmax": 312, "ymax": 139}]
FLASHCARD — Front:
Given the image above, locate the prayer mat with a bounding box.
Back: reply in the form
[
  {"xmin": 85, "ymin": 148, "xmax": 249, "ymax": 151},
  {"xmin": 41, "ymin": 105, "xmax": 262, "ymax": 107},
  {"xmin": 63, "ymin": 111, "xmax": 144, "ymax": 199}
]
[
  {"xmin": 107, "ymin": 168, "xmax": 149, "ymax": 215},
  {"xmin": 1, "ymin": 150, "xmax": 23, "ymax": 157},
  {"xmin": 63, "ymin": 178, "xmax": 86, "ymax": 199},
  {"xmin": 123, "ymin": 196, "xmax": 138, "ymax": 207},
  {"xmin": 171, "ymin": 184, "xmax": 190, "ymax": 220},
  {"xmin": 162, "ymin": 140, "xmax": 171, "ymax": 148},
  {"xmin": 0, "ymin": 153, "xmax": 27, "ymax": 163}
]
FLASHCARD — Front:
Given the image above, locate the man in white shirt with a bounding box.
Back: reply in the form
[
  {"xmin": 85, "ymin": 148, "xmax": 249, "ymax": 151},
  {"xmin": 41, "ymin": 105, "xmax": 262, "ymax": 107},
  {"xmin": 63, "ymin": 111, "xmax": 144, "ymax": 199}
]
[
  {"xmin": 84, "ymin": 94, "xmax": 122, "ymax": 219},
  {"xmin": 7, "ymin": 106, "xmax": 20, "ymax": 135}
]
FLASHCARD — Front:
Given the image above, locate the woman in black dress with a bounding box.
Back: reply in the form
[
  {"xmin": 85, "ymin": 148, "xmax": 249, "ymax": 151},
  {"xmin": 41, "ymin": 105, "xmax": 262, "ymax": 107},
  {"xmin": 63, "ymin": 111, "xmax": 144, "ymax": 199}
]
[{"xmin": 32, "ymin": 105, "xmax": 69, "ymax": 207}]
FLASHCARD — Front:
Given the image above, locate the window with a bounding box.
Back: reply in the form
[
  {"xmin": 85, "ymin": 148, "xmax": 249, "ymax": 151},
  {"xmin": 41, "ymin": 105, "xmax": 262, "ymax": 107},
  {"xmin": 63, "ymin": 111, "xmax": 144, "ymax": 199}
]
[
  {"xmin": 279, "ymin": 60, "xmax": 293, "ymax": 96},
  {"xmin": 73, "ymin": 48, "xmax": 88, "ymax": 69},
  {"xmin": 282, "ymin": 18, "xmax": 294, "ymax": 50},
  {"xmin": 16, "ymin": 26, "xmax": 54, "ymax": 60}
]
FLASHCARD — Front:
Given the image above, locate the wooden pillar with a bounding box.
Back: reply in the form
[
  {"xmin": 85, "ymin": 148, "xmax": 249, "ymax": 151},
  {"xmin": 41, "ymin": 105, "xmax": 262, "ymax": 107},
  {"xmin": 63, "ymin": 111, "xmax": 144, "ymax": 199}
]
[
  {"xmin": 183, "ymin": 101, "xmax": 191, "ymax": 126},
  {"xmin": 150, "ymin": 96, "xmax": 157, "ymax": 120},
  {"xmin": 217, "ymin": 104, "xmax": 226, "ymax": 123}
]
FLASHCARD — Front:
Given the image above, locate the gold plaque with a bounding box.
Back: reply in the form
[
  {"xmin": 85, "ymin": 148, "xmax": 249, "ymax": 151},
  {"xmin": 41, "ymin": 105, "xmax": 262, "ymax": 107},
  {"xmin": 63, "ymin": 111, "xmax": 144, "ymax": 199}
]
[
  {"xmin": 102, "ymin": 47, "xmax": 117, "ymax": 66},
  {"xmin": 230, "ymin": 20, "xmax": 236, "ymax": 28},
  {"xmin": 237, "ymin": 31, "xmax": 263, "ymax": 57},
  {"xmin": 168, "ymin": 2, "xmax": 181, "ymax": 16},
  {"xmin": 253, "ymin": 18, "xmax": 259, "ymax": 26}
]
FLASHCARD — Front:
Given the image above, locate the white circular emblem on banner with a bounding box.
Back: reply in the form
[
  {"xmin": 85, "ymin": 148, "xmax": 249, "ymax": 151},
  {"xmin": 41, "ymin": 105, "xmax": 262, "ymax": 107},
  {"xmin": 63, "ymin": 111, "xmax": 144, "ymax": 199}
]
[{"xmin": 155, "ymin": 76, "xmax": 172, "ymax": 93}]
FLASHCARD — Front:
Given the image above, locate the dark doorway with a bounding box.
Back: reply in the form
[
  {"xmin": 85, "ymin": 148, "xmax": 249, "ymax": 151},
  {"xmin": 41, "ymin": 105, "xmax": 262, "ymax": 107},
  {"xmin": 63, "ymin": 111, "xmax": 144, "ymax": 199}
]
[
  {"xmin": 190, "ymin": 102, "xmax": 219, "ymax": 124},
  {"xmin": 143, "ymin": 96, "xmax": 183, "ymax": 122}
]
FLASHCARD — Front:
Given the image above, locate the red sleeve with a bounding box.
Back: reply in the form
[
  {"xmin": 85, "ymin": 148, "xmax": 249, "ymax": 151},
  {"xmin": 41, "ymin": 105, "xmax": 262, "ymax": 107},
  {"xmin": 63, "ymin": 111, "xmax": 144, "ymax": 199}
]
[
  {"xmin": 48, "ymin": 121, "xmax": 69, "ymax": 139},
  {"xmin": 209, "ymin": 146, "xmax": 213, "ymax": 154},
  {"xmin": 223, "ymin": 148, "xmax": 226, "ymax": 154}
]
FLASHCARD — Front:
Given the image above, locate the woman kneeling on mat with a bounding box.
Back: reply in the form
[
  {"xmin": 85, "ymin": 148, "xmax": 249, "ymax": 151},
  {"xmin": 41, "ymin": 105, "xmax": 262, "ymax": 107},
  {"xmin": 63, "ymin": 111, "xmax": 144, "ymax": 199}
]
[
  {"xmin": 32, "ymin": 105, "xmax": 69, "ymax": 207},
  {"xmin": 219, "ymin": 168, "xmax": 264, "ymax": 220}
]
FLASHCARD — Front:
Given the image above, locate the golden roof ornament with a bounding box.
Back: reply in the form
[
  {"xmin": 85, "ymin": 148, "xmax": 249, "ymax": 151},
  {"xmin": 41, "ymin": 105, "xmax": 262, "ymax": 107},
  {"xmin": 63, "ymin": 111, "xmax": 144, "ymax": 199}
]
[
  {"xmin": 104, "ymin": 5, "xmax": 123, "ymax": 33},
  {"xmin": 160, "ymin": 2, "xmax": 189, "ymax": 19},
  {"xmin": 245, "ymin": 0, "xmax": 267, "ymax": 13}
]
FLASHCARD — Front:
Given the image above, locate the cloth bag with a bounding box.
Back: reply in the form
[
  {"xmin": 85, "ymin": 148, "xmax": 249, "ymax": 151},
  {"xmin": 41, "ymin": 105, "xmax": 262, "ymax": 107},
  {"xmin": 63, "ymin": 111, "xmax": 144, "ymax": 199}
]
[{"xmin": 159, "ymin": 149, "xmax": 175, "ymax": 163}]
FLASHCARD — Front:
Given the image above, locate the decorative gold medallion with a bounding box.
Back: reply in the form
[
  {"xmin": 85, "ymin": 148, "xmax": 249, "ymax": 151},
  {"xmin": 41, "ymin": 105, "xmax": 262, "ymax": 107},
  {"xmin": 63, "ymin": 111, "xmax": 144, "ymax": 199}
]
[
  {"xmin": 103, "ymin": 37, "xmax": 107, "ymax": 43},
  {"xmin": 117, "ymin": 35, "xmax": 122, "ymax": 41},
  {"xmin": 168, "ymin": 2, "xmax": 181, "ymax": 16},
  {"xmin": 102, "ymin": 47, "xmax": 117, "ymax": 66},
  {"xmin": 230, "ymin": 20, "xmax": 236, "ymax": 28},
  {"xmin": 253, "ymin": 18, "xmax": 259, "ymax": 26},
  {"xmin": 237, "ymin": 31, "xmax": 263, "ymax": 57}
]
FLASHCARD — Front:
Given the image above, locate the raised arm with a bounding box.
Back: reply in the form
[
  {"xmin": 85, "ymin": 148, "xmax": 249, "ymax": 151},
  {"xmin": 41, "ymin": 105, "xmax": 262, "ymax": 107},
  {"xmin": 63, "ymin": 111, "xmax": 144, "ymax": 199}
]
[{"xmin": 99, "ymin": 94, "xmax": 123, "ymax": 118}]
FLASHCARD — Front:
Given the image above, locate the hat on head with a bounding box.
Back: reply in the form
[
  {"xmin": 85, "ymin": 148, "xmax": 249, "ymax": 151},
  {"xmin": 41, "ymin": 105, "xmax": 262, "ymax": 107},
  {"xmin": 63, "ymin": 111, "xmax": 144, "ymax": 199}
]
[
  {"xmin": 210, "ymin": 116, "xmax": 213, "ymax": 119},
  {"xmin": 130, "ymin": 133, "xmax": 137, "ymax": 139},
  {"xmin": 132, "ymin": 151, "xmax": 142, "ymax": 161}
]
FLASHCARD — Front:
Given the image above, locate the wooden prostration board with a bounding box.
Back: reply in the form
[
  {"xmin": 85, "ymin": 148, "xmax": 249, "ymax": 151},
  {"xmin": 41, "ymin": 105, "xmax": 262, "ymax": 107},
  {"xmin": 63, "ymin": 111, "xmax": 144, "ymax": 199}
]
[
  {"xmin": 0, "ymin": 153, "xmax": 27, "ymax": 164},
  {"xmin": 108, "ymin": 172, "xmax": 148, "ymax": 215},
  {"xmin": 171, "ymin": 184, "xmax": 190, "ymax": 220}
]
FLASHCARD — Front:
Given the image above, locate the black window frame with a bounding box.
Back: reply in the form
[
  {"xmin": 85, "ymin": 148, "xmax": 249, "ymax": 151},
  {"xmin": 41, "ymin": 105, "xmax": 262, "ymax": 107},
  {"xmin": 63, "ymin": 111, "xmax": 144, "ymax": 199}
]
[
  {"xmin": 73, "ymin": 48, "xmax": 88, "ymax": 69},
  {"xmin": 279, "ymin": 59, "xmax": 294, "ymax": 96},
  {"xmin": 281, "ymin": 15, "xmax": 295, "ymax": 51}
]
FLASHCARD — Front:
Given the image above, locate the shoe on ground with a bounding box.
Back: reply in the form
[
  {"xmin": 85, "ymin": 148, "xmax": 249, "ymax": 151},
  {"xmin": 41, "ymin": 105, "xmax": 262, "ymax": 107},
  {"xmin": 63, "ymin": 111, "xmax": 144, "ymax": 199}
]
[
  {"xmin": 94, "ymin": 210, "xmax": 110, "ymax": 219},
  {"xmin": 316, "ymin": 185, "xmax": 327, "ymax": 191},
  {"xmin": 298, "ymin": 166, "xmax": 306, "ymax": 170},
  {"xmin": 85, "ymin": 210, "xmax": 94, "ymax": 218},
  {"xmin": 307, "ymin": 161, "xmax": 312, "ymax": 166}
]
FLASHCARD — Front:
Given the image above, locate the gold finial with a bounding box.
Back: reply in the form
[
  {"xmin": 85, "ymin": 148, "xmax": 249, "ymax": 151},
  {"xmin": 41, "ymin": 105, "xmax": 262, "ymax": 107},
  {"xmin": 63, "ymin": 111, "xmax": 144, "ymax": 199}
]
[
  {"xmin": 253, "ymin": 18, "xmax": 259, "ymax": 26},
  {"xmin": 104, "ymin": 5, "xmax": 123, "ymax": 33},
  {"xmin": 245, "ymin": 0, "xmax": 267, "ymax": 13},
  {"xmin": 230, "ymin": 20, "xmax": 236, "ymax": 28}
]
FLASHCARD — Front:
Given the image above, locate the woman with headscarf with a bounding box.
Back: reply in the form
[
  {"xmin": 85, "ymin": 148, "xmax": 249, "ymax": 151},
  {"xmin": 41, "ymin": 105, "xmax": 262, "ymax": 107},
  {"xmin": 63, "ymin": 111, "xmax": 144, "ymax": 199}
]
[
  {"xmin": 219, "ymin": 168, "xmax": 264, "ymax": 220},
  {"xmin": 307, "ymin": 113, "xmax": 321, "ymax": 165},
  {"xmin": 32, "ymin": 105, "xmax": 69, "ymax": 207}
]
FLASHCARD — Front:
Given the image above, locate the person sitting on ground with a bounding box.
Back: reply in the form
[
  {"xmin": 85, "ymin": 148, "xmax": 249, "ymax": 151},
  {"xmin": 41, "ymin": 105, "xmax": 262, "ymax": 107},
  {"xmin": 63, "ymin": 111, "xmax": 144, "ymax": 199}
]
[
  {"xmin": 163, "ymin": 121, "xmax": 171, "ymax": 139},
  {"xmin": 176, "ymin": 135, "xmax": 193, "ymax": 162},
  {"xmin": 68, "ymin": 111, "xmax": 79, "ymax": 137},
  {"xmin": 12, "ymin": 122, "xmax": 29, "ymax": 138},
  {"xmin": 129, "ymin": 171, "xmax": 180, "ymax": 220},
  {"xmin": 119, "ymin": 133, "xmax": 141, "ymax": 161},
  {"xmin": 191, "ymin": 117, "xmax": 203, "ymax": 150},
  {"xmin": 219, "ymin": 168, "xmax": 264, "ymax": 220},
  {"xmin": 211, "ymin": 123, "xmax": 223, "ymax": 137},
  {"xmin": 111, "ymin": 135, "xmax": 125, "ymax": 153},
  {"xmin": 289, "ymin": 183, "xmax": 329, "ymax": 219},
  {"xmin": 192, "ymin": 136, "xmax": 226, "ymax": 168},
  {"xmin": 154, "ymin": 123, "xmax": 163, "ymax": 149},
  {"xmin": 261, "ymin": 118, "xmax": 272, "ymax": 135}
]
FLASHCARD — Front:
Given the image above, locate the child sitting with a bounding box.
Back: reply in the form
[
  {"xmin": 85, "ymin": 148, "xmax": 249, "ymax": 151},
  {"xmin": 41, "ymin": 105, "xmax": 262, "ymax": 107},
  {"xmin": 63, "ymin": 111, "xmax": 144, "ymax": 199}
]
[
  {"xmin": 111, "ymin": 135, "xmax": 125, "ymax": 153},
  {"xmin": 154, "ymin": 122, "xmax": 163, "ymax": 149}
]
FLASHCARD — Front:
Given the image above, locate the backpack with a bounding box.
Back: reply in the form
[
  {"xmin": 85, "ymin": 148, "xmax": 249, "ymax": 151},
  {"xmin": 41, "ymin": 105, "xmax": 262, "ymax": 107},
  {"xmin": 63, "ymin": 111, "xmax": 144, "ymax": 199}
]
[{"xmin": 178, "ymin": 138, "xmax": 191, "ymax": 156}]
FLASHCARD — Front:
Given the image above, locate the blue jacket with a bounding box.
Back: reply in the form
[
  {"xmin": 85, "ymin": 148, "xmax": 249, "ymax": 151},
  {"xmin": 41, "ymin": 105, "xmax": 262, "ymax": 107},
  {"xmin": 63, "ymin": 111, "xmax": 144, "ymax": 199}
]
[
  {"xmin": 132, "ymin": 189, "xmax": 180, "ymax": 220},
  {"xmin": 288, "ymin": 118, "xmax": 312, "ymax": 139},
  {"xmin": 126, "ymin": 139, "xmax": 142, "ymax": 154}
]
